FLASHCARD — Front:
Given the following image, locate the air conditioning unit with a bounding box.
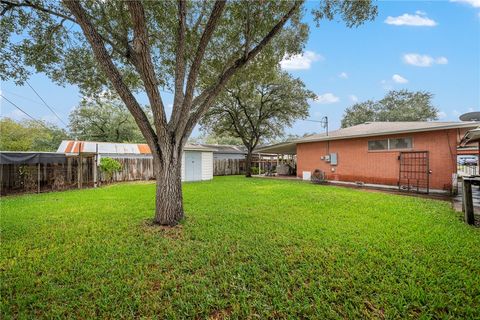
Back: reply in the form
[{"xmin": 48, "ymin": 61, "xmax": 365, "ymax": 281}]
[{"xmin": 302, "ymin": 171, "xmax": 311, "ymax": 180}]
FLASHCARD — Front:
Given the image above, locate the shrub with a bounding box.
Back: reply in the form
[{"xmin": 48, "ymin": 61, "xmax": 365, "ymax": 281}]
[
  {"xmin": 99, "ymin": 157, "xmax": 122, "ymax": 182},
  {"xmin": 250, "ymin": 167, "xmax": 259, "ymax": 175},
  {"xmin": 311, "ymin": 169, "xmax": 327, "ymax": 184}
]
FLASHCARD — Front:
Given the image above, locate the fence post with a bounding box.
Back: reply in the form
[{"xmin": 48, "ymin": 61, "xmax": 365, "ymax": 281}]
[
  {"xmin": 77, "ymin": 153, "xmax": 83, "ymax": 189},
  {"xmin": 37, "ymin": 162, "xmax": 40, "ymax": 193}
]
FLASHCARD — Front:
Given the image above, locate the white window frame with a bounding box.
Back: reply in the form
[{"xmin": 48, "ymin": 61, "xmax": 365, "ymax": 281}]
[{"xmin": 368, "ymin": 137, "xmax": 413, "ymax": 151}]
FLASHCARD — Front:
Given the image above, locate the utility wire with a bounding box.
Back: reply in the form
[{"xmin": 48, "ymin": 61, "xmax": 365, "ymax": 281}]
[
  {"xmin": 24, "ymin": 80, "xmax": 68, "ymax": 126},
  {"xmin": 0, "ymin": 94, "xmax": 49, "ymax": 129},
  {"xmin": 0, "ymin": 89, "xmax": 46, "ymax": 106}
]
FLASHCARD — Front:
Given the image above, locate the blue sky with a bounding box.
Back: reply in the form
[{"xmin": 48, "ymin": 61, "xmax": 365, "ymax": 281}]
[{"xmin": 1, "ymin": 0, "xmax": 479, "ymax": 138}]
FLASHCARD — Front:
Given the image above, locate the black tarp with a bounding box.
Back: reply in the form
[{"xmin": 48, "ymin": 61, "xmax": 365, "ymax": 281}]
[{"xmin": 0, "ymin": 152, "xmax": 67, "ymax": 164}]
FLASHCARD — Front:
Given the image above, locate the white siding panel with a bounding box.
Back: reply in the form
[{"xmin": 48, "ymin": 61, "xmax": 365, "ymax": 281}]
[{"xmin": 201, "ymin": 151, "xmax": 213, "ymax": 180}]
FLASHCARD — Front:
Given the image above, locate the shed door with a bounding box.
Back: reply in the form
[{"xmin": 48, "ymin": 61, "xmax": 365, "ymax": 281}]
[
  {"xmin": 185, "ymin": 151, "xmax": 202, "ymax": 181},
  {"xmin": 398, "ymin": 151, "xmax": 429, "ymax": 193}
]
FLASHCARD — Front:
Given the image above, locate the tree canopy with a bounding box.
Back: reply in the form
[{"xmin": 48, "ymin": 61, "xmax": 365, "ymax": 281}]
[
  {"xmin": 0, "ymin": 117, "xmax": 69, "ymax": 151},
  {"xmin": 200, "ymin": 65, "xmax": 315, "ymax": 176},
  {"xmin": 341, "ymin": 90, "xmax": 439, "ymax": 128},
  {"xmin": 69, "ymin": 92, "xmax": 148, "ymax": 143},
  {"xmin": 1, "ymin": 0, "xmax": 378, "ymax": 224}
]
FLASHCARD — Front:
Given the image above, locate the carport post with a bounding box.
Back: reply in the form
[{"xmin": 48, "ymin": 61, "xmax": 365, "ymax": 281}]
[
  {"xmin": 462, "ymin": 178, "xmax": 475, "ymax": 225},
  {"xmin": 258, "ymin": 153, "xmax": 262, "ymax": 175},
  {"xmin": 93, "ymin": 143, "xmax": 98, "ymax": 188}
]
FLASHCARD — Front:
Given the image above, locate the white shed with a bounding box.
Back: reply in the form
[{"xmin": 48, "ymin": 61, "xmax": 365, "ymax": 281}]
[
  {"xmin": 57, "ymin": 140, "xmax": 214, "ymax": 182},
  {"xmin": 181, "ymin": 146, "xmax": 214, "ymax": 182}
]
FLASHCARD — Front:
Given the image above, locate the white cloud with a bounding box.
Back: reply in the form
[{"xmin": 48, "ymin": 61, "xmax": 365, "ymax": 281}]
[
  {"xmin": 384, "ymin": 13, "xmax": 437, "ymax": 26},
  {"xmin": 415, "ymin": 10, "xmax": 427, "ymax": 15},
  {"xmin": 403, "ymin": 53, "xmax": 448, "ymax": 67},
  {"xmin": 450, "ymin": 0, "xmax": 480, "ymax": 8},
  {"xmin": 280, "ymin": 51, "xmax": 323, "ymax": 70},
  {"xmin": 435, "ymin": 56, "xmax": 448, "ymax": 64},
  {"xmin": 392, "ymin": 74, "xmax": 409, "ymax": 84},
  {"xmin": 313, "ymin": 93, "xmax": 339, "ymax": 104},
  {"xmin": 338, "ymin": 72, "xmax": 349, "ymax": 79},
  {"xmin": 453, "ymin": 110, "xmax": 462, "ymax": 117},
  {"xmin": 349, "ymin": 95, "xmax": 359, "ymax": 102},
  {"xmin": 438, "ymin": 111, "xmax": 447, "ymax": 119}
]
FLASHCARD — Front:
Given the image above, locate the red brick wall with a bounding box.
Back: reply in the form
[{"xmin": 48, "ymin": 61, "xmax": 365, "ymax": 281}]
[{"xmin": 297, "ymin": 129, "xmax": 461, "ymax": 190}]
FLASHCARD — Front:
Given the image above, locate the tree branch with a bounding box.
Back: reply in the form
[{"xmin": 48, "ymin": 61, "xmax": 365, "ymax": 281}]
[
  {"xmin": 175, "ymin": 0, "xmax": 226, "ymax": 136},
  {"xmin": 0, "ymin": 0, "xmax": 75, "ymax": 21},
  {"xmin": 126, "ymin": 0, "xmax": 168, "ymax": 141},
  {"xmin": 169, "ymin": 0, "xmax": 187, "ymax": 131},
  {"xmin": 62, "ymin": 0, "xmax": 161, "ymax": 158},
  {"xmin": 185, "ymin": 0, "xmax": 302, "ymax": 137}
]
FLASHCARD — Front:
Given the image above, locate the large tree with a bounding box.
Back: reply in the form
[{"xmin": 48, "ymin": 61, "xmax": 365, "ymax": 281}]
[
  {"xmin": 0, "ymin": 117, "xmax": 69, "ymax": 151},
  {"xmin": 69, "ymin": 92, "xmax": 147, "ymax": 143},
  {"xmin": 1, "ymin": 0, "xmax": 377, "ymax": 225},
  {"xmin": 201, "ymin": 68, "xmax": 315, "ymax": 177},
  {"xmin": 341, "ymin": 90, "xmax": 439, "ymax": 128}
]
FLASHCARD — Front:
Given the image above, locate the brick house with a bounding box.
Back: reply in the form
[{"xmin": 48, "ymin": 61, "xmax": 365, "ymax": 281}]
[{"xmin": 258, "ymin": 122, "xmax": 478, "ymax": 193}]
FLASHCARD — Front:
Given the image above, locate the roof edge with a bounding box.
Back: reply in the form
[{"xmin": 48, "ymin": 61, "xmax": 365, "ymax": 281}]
[{"xmin": 295, "ymin": 122, "xmax": 478, "ymax": 144}]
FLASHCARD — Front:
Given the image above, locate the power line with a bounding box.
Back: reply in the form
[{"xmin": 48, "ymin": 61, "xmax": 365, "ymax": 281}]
[
  {"xmin": 0, "ymin": 89, "xmax": 45, "ymax": 106},
  {"xmin": 25, "ymin": 80, "xmax": 68, "ymax": 126},
  {"xmin": 0, "ymin": 94, "xmax": 48, "ymax": 128},
  {"xmin": 305, "ymin": 117, "xmax": 329, "ymax": 136}
]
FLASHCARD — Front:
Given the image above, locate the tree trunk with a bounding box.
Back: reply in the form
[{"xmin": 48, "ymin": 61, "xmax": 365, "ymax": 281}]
[
  {"xmin": 153, "ymin": 147, "xmax": 184, "ymax": 226},
  {"xmin": 245, "ymin": 150, "xmax": 253, "ymax": 178}
]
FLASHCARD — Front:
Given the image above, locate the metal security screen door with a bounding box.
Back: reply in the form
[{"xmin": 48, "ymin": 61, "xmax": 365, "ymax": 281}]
[{"xmin": 398, "ymin": 151, "xmax": 429, "ymax": 193}]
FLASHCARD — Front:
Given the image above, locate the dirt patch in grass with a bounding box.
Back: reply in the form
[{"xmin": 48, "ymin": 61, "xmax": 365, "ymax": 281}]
[
  {"xmin": 364, "ymin": 300, "xmax": 385, "ymax": 319},
  {"xmin": 207, "ymin": 306, "xmax": 233, "ymax": 320},
  {"xmin": 140, "ymin": 219, "xmax": 184, "ymax": 239}
]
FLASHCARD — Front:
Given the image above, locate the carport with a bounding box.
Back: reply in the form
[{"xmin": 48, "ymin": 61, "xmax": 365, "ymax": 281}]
[{"xmin": 256, "ymin": 141, "xmax": 297, "ymax": 176}]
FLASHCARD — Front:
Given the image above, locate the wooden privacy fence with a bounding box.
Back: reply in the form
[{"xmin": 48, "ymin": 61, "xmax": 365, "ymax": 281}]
[
  {"xmin": 99, "ymin": 157, "xmax": 155, "ymax": 183},
  {"xmin": 1, "ymin": 152, "xmax": 245, "ymax": 196},
  {"xmin": 0, "ymin": 156, "xmax": 94, "ymax": 196},
  {"xmin": 213, "ymin": 159, "xmax": 242, "ymax": 176}
]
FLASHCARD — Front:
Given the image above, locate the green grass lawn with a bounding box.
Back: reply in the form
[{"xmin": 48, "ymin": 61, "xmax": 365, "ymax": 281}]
[{"xmin": 1, "ymin": 176, "xmax": 479, "ymax": 319}]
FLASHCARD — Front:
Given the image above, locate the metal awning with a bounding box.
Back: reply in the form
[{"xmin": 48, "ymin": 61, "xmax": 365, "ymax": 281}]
[
  {"xmin": 255, "ymin": 142, "xmax": 297, "ymax": 155},
  {"xmin": 0, "ymin": 152, "xmax": 67, "ymax": 165}
]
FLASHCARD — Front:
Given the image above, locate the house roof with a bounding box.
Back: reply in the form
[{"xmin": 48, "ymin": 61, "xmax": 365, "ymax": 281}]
[
  {"xmin": 256, "ymin": 121, "xmax": 478, "ymax": 154},
  {"xmin": 195, "ymin": 144, "xmax": 247, "ymax": 154},
  {"xmin": 57, "ymin": 140, "xmax": 215, "ymax": 155},
  {"xmin": 296, "ymin": 121, "xmax": 478, "ymax": 143}
]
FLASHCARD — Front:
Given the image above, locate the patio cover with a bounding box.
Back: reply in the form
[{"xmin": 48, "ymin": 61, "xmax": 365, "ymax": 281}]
[
  {"xmin": 0, "ymin": 152, "xmax": 67, "ymax": 165},
  {"xmin": 460, "ymin": 127, "xmax": 480, "ymax": 146},
  {"xmin": 255, "ymin": 141, "xmax": 297, "ymax": 155}
]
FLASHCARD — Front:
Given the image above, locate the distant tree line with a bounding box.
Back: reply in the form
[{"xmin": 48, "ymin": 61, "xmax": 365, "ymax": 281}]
[
  {"xmin": 0, "ymin": 118, "xmax": 68, "ymax": 152},
  {"xmin": 341, "ymin": 90, "xmax": 439, "ymax": 128}
]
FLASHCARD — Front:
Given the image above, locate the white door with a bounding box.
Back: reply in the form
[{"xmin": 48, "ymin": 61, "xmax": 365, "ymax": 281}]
[{"xmin": 185, "ymin": 152, "xmax": 202, "ymax": 181}]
